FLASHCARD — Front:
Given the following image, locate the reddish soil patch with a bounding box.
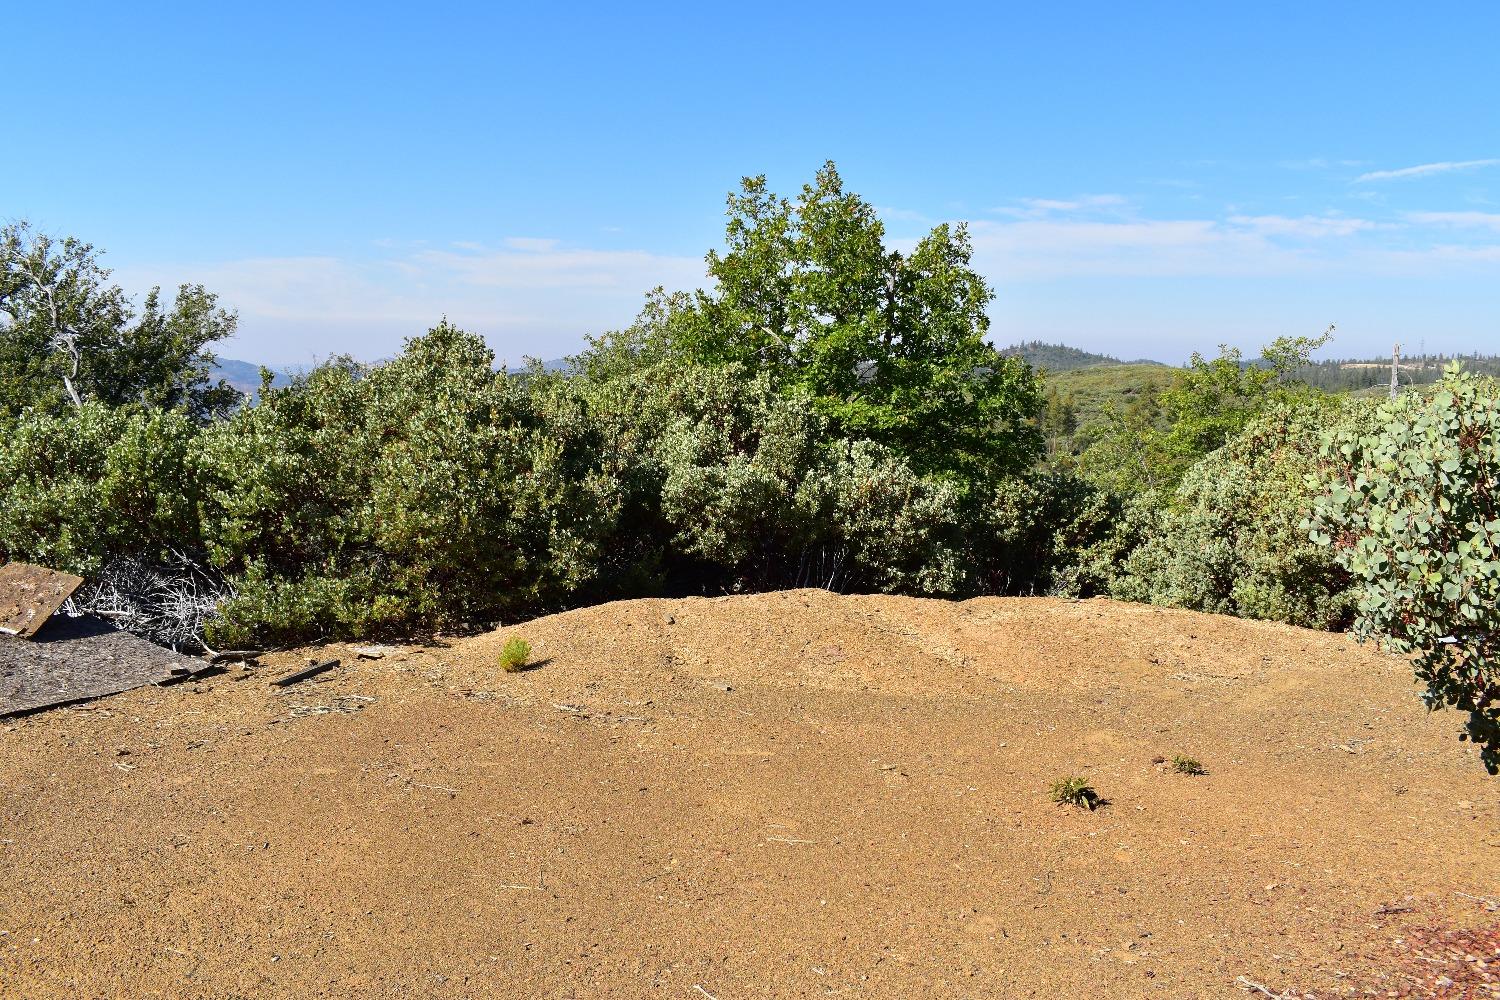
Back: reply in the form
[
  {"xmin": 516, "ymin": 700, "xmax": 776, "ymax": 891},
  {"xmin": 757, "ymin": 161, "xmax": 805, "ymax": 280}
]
[{"xmin": 1, "ymin": 592, "xmax": 1496, "ymax": 998}]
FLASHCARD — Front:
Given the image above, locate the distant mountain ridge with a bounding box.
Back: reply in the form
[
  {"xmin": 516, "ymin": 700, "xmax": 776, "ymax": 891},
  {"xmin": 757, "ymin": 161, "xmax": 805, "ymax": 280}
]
[
  {"xmin": 212, "ymin": 358, "xmax": 303, "ymax": 396},
  {"xmin": 212, "ymin": 356, "xmax": 570, "ymax": 397},
  {"xmin": 997, "ymin": 341, "xmax": 1166, "ymax": 372}
]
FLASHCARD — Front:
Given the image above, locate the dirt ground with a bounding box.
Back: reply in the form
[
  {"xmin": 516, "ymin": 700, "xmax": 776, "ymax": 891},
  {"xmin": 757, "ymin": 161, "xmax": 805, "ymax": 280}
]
[{"xmin": 1, "ymin": 591, "xmax": 1497, "ymax": 999}]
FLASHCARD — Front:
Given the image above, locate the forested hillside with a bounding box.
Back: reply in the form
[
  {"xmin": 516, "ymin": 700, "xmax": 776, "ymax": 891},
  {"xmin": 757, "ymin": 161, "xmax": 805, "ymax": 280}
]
[
  {"xmin": 998, "ymin": 340, "xmax": 1164, "ymax": 371},
  {"xmin": 1295, "ymin": 353, "xmax": 1500, "ymax": 392}
]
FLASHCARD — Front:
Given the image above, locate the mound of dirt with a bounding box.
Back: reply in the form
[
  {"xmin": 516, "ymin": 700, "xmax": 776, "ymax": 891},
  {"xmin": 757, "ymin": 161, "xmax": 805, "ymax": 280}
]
[{"xmin": 1, "ymin": 592, "xmax": 1495, "ymax": 998}]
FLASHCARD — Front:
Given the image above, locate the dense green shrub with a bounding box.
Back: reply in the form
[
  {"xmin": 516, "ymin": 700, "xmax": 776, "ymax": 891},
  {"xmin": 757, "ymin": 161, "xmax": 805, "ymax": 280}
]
[
  {"xmin": 1113, "ymin": 400, "xmax": 1371, "ymax": 629},
  {"xmin": 0, "ymin": 402, "xmax": 201, "ymax": 574},
  {"xmin": 1311, "ymin": 367, "xmax": 1500, "ymax": 772},
  {"xmin": 197, "ymin": 324, "xmax": 626, "ymax": 645},
  {"xmin": 650, "ymin": 364, "xmax": 827, "ymax": 582},
  {"xmin": 975, "ymin": 471, "xmax": 1127, "ymax": 597},
  {"xmin": 584, "ymin": 357, "xmax": 971, "ymax": 596},
  {"xmin": 0, "ymin": 327, "xmax": 1412, "ymax": 654},
  {"xmin": 0, "ymin": 348, "xmax": 1072, "ymax": 646},
  {"xmin": 803, "ymin": 439, "xmax": 967, "ymax": 595}
]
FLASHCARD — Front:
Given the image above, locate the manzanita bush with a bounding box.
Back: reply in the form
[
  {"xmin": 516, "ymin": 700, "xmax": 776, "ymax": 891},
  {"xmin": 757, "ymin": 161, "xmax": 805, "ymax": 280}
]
[{"xmin": 1311, "ymin": 366, "xmax": 1500, "ymax": 772}]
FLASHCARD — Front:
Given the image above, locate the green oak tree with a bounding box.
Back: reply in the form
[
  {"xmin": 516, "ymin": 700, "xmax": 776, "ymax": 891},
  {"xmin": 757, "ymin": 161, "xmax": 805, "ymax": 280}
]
[{"xmin": 641, "ymin": 162, "xmax": 1042, "ymax": 478}]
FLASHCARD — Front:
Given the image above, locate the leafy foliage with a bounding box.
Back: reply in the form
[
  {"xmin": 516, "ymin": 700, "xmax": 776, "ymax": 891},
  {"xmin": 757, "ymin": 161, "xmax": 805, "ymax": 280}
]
[
  {"xmin": 1159, "ymin": 331, "xmax": 1330, "ymax": 464},
  {"xmin": 576, "ymin": 356, "xmax": 972, "ymax": 597},
  {"xmin": 1311, "ymin": 366, "xmax": 1500, "ymax": 772},
  {"xmin": 648, "ymin": 162, "xmax": 1042, "ymax": 478},
  {"xmin": 1073, "ymin": 382, "xmax": 1176, "ymax": 494},
  {"xmin": 1113, "ymin": 398, "xmax": 1371, "ymax": 629},
  {"xmin": 197, "ymin": 323, "xmax": 626, "ymax": 646},
  {"xmin": 0, "ymin": 402, "xmax": 202, "ymax": 575},
  {"xmin": 0, "ymin": 221, "xmax": 239, "ymax": 421},
  {"xmin": 1170, "ymin": 754, "xmax": 1205, "ymax": 776},
  {"xmin": 974, "ymin": 471, "xmax": 1126, "ymax": 597},
  {"xmin": 1048, "ymin": 776, "xmax": 1100, "ymax": 810},
  {"xmin": 1040, "ymin": 385, "xmax": 1079, "ymax": 462},
  {"xmin": 500, "ymin": 637, "xmax": 532, "ymax": 672},
  {"xmin": 1073, "ymin": 332, "xmax": 1331, "ymax": 494}
]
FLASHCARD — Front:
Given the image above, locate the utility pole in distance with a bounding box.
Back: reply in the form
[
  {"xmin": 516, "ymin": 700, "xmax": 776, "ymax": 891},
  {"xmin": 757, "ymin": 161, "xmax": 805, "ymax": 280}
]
[{"xmin": 1390, "ymin": 343, "xmax": 1401, "ymax": 399}]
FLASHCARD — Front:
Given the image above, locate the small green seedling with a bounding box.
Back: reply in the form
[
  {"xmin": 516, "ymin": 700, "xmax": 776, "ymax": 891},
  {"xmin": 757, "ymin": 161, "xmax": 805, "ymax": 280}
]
[
  {"xmin": 1049, "ymin": 775, "xmax": 1100, "ymax": 810},
  {"xmin": 1171, "ymin": 754, "xmax": 1206, "ymax": 776},
  {"xmin": 499, "ymin": 637, "xmax": 532, "ymax": 673}
]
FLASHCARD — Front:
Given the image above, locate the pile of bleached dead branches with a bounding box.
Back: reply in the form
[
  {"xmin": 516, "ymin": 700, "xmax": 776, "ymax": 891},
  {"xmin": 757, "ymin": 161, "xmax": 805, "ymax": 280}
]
[{"xmin": 62, "ymin": 552, "xmax": 229, "ymax": 651}]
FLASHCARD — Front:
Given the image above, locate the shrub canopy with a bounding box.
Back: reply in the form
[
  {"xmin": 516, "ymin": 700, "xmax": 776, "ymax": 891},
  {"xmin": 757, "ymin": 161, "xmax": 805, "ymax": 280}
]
[
  {"xmin": 1115, "ymin": 398, "xmax": 1370, "ymax": 630},
  {"xmin": 1311, "ymin": 366, "xmax": 1500, "ymax": 771}
]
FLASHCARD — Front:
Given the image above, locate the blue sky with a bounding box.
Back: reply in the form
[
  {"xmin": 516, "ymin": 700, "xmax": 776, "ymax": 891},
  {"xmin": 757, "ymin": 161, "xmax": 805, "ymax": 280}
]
[{"xmin": 7, "ymin": 2, "xmax": 1499, "ymax": 365}]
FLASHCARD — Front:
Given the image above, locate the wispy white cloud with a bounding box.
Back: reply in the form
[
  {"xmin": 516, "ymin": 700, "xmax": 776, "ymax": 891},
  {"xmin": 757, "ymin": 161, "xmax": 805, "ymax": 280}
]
[
  {"xmin": 1368, "ymin": 244, "xmax": 1500, "ymax": 270},
  {"xmin": 1226, "ymin": 214, "xmax": 1384, "ymax": 238},
  {"xmin": 989, "ymin": 194, "xmax": 1129, "ymax": 219},
  {"xmin": 875, "ymin": 206, "xmax": 933, "ymax": 224},
  {"xmin": 966, "ymin": 217, "xmax": 1295, "ymax": 280},
  {"xmin": 1355, "ymin": 159, "xmax": 1500, "ymax": 182},
  {"xmin": 503, "ymin": 237, "xmax": 562, "ymax": 252},
  {"xmin": 1278, "ymin": 158, "xmax": 1369, "ymax": 171},
  {"xmin": 117, "ymin": 240, "xmax": 706, "ymax": 364},
  {"xmin": 413, "ymin": 244, "xmax": 702, "ymax": 290},
  {"xmin": 1405, "ymin": 210, "xmax": 1500, "ymax": 232},
  {"xmin": 961, "ymin": 209, "xmax": 1500, "ymax": 282}
]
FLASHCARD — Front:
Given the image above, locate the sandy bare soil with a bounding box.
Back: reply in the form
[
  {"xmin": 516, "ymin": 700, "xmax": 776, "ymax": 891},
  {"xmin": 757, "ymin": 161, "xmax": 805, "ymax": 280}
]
[{"xmin": 1, "ymin": 591, "xmax": 1497, "ymax": 998}]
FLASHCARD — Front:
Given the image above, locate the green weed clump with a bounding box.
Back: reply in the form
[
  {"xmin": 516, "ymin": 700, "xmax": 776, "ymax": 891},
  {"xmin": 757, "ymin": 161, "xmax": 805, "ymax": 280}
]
[
  {"xmin": 499, "ymin": 637, "xmax": 532, "ymax": 673},
  {"xmin": 1048, "ymin": 776, "xmax": 1100, "ymax": 810},
  {"xmin": 1171, "ymin": 754, "xmax": 1206, "ymax": 776}
]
